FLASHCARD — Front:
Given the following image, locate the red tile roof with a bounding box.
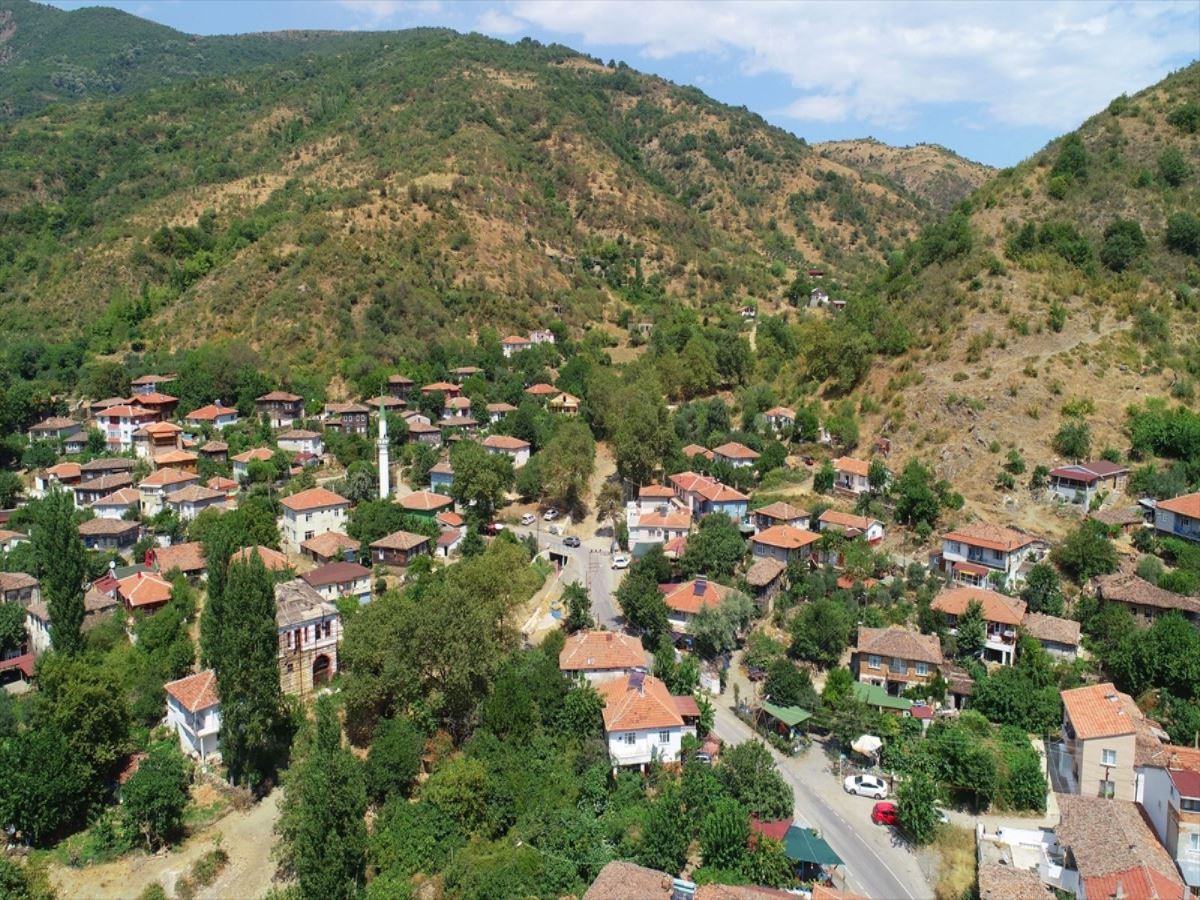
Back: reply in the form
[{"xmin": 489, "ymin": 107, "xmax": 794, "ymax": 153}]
[
  {"xmin": 164, "ymin": 670, "xmax": 219, "ymax": 712},
  {"xmin": 185, "ymin": 403, "xmax": 236, "ymax": 421},
  {"xmin": 231, "ymin": 545, "xmax": 290, "ymax": 571},
  {"xmin": 819, "ymin": 509, "xmax": 878, "ymax": 532},
  {"xmin": 525, "ymin": 382, "xmax": 557, "ymax": 396},
  {"xmin": 165, "ymin": 485, "xmax": 225, "ymax": 505},
  {"xmin": 833, "ymin": 456, "xmax": 870, "ymax": 477},
  {"xmin": 256, "ymin": 390, "xmax": 301, "ymax": 402},
  {"xmin": 153, "ymin": 542, "xmax": 206, "ymax": 575},
  {"xmin": 943, "ymin": 522, "xmax": 1038, "ymax": 553},
  {"xmin": 1061, "ymin": 682, "xmax": 1137, "ymax": 739},
  {"xmin": 232, "ymin": 447, "xmax": 274, "ymax": 463},
  {"xmin": 482, "ymin": 434, "xmax": 530, "ymax": 451},
  {"xmin": 661, "ymin": 578, "xmax": 730, "ymax": 615},
  {"xmin": 713, "ymin": 441, "xmax": 760, "ymax": 460},
  {"xmin": 118, "ymin": 571, "xmax": 173, "ymax": 609},
  {"xmin": 399, "ymin": 491, "xmax": 453, "ymax": 512},
  {"xmin": 932, "ymin": 585, "xmax": 1026, "ymax": 626},
  {"xmin": 279, "ymin": 487, "xmax": 349, "ymax": 512},
  {"xmin": 755, "ymin": 501, "xmax": 808, "ymax": 521},
  {"xmin": 370, "ymin": 531, "xmax": 430, "ymax": 551},
  {"xmin": 560, "ymin": 631, "xmax": 646, "ymax": 672},
  {"xmin": 300, "ymin": 531, "xmax": 357, "ymax": 558},
  {"xmin": 752, "ymin": 525, "xmax": 820, "ymax": 550},
  {"xmin": 639, "ymin": 484, "xmax": 676, "ymax": 499},
  {"xmin": 1158, "ymin": 491, "xmax": 1200, "ymax": 519},
  {"xmin": 597, "ymin": 673, "xmax": 683, "ymax": 731},
  {"xmin": 139, "ymin": 467, "xmax": 197, "ymax": 488}
]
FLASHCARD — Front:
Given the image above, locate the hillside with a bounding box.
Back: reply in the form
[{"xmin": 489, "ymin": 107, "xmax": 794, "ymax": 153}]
[
  {"xmin": 817, "ymin": 138, "xmax": 994, "ymax": 213},
  {"xmin": 856, "ymin": 62, "xmax": 1200, "ymax": 525},
  {"xmin": 0, "ymin": 0, "xmax": 379, "ymax": 118},
  {"xmin": 0, "ymin": 26, "xmax": 935, "ymax": 372}
]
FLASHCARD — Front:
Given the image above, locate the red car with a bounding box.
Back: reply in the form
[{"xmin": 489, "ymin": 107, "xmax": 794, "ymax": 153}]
[{"xmin": 871, "ymin": 801, "xmax": 898, "ymax": 826}]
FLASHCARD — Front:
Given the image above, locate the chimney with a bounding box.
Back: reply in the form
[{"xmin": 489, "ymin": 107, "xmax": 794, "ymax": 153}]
[{"xmin": 696, "ymin": 575, "xmax": 707, "ymax": 596}]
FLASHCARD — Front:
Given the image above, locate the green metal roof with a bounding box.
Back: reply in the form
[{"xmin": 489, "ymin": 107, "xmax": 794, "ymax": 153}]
[
  {"xmin": 760, "ymin": 701, "xmax": 812, "ymax": 727},
  {"xmin": 853, "ymin": 681, "xmax": 913, "ymax": 711},
  {"xmin": 782, "ymin": 825, "xmax": 843, "ymax": 866}
]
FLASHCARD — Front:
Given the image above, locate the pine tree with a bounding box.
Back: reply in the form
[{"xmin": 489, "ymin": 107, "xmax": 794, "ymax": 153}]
[
  {"xmin": 32, "ymin": 489, "xmax": 87, "ymax": 654},
  {"xmin": 214, "ymin": 554, "xmax": 283, "ymax": 789},
  {"xmin": 279, "ymin": 696, "xmax": 367, "ymax": 900}
]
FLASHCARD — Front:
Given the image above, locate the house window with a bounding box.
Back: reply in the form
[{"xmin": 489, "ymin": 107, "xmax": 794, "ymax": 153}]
[
  {"xmin": 1101, "ymin": 749, "xmax": 1117, "ymax": 766},
  {"xmin": 916, "ymin": 662, "xmax": 929, "ymax": 677},
  {"xmin": 1099, "ymin": 780, "xmax": 1115, "ymax": 799},
  {"xmin": 624, "ymin": 733, "xmax": 636, "ymax": 745},
  {"xmin": 658, "ymin": 730, "xmax": 670, "ymax": 744},
  {"xmin": 323, "ymin": 621, "xmax": 331, "ymax": 638},
  {"xmin": 889, "ymin": 658, "xmax": 907, "ymax": 675},
  {"xmin": 1190, "ymin": 832, "xmax": 1200, "ymax": 852},
  {"xmin": 868, "ymin": 655, "xmax": 882, "ymax": 669},
  {"xmin": 1182, "ymin": 798, "xmax": 1200, "ymax": 812}
]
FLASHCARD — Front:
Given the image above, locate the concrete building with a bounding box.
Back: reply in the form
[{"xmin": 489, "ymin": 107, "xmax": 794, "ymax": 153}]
[
  {"xmin": 597, "ymin": 672, "xmax": 695, "ymax": 769},
  {"xmin": 165, "ymin": 670, "xmax": 221, "ymax": 762},
  {"xmin": 559, "ymin": 631, "xmax": 647, "ymax": 684},
  {"xmin": 278, "ymin": 487, "xmax": 350, "ymax": 553}
]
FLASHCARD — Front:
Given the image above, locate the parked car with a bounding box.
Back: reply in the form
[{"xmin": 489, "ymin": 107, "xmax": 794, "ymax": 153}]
[
  {"xmin": 692, "ymin": 751, "xmax": 712, "ymax": 766},
  {"xmin": 843, "ymin": 774, "xmax": 889, "ymax": 799},
  {"xmin": 563, "ymin": 535, "xmax": 581, "ymax": 548},
  {"xmin": 611, "ymin": 553, "xmax": 631, "ymax": 569},
  {"xmin": 871, "ymin": 801, "xmax": 898, "ymax": 826},
  {"xmin": 543, "ymin": 508, "xmax": 559, "ymax": 521},
  {"xmin": 520, "ymin": 513, "xmax": 536, "ymax": 526},
  {"xmin": 548, "ymin": 525, "xmax": 561, "ymax": 535}
]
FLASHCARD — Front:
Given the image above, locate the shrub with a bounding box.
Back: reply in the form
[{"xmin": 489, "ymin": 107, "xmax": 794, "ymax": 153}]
[
  {"xmin": 1158, "ymin": 147, "xmax": 1190, "ymax": 187},
  {"xmin": 1166, "ymin": 212, "xmax": 1200, "ymax": 257},
  {"xmin": 1167, "ymin": 102, "xmax": 1200, "ymax": 134},
  {"xmin": 1052, "ymin": 420, "xmax": 1091, "ymax": 460},
  {"xmin": 1100, "ymin": 219, "xmax": 1147, "ymax": 272}
]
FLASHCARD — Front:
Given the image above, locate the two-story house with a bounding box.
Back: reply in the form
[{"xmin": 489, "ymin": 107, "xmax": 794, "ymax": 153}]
[
  {"xmin": 931, "ymin": 586, "xmax": 1027, "ymax": 665},
  {"xmin": 485, "ymin": 402, "xmax": 517, "ymax": 424},
  {"xmin": 130, "ymin": 374, "xmax": 176, "ymax": 394},
  {"xmin": 1060, "ymin": 682, "xmax": 1152, "ymax": 802},
  {"xmin": 501, "ymin": 335, "xmax": 533, "ymax": 357},
  {"xmin": 549, "ymin": 392, "xmax": 581, "ymax": 416},
  {"xmin": 398, "ymin": 490, "xmax": 454, "ymax": 519},
  {"xmin": 750, "ymin": 525, "xmax": 821, "ymax": 565},
  {"xmin": 325, "ymin": 402, "xmax": 370, "ymax": 435},
  {"xmin": 232, "ymin": 447, "xmax": 275, "ymax": 482},
  {"xmin": 481, "ymin": 434, "xmax": 531, "ymax": 468},
  {"xmin": 276, "ymin": 429, "xmax": 324, "ymax": 457},
  {"xmin": 0, "ymin": 572, "xmax": 39, "ymax": 606},
  {"xmin": 387, "ymin": 374, "xmax": 414, "ymax": 399},
  {"xmin": 1155, "ymin": 492, "xmax": 1200, "ymax": 543},
  {"xmin": 933, "ymin": 522, "xmax": 1046, "ymax": 590},
  {"xmin": 753, "ymin": 501, "xmax": 810, "ymax": 533},
  {"xmin": 183, "ymin": 402, "xmax": 239, "ymax": 430},
  {"xmin": 255, "ymin": 391, "xmax": 304, "ymax": 428},
  {"xmin": 279, "ymin": 487, "xmax": 350, "ymax": 553},
  {"xmin": 597, "ymin": 672, "xmax": 695, "ymax": 770},
  {"xmin": 165, "ymin": 485, "xmax": 228, "ymax": 522},
  {"xmin": 28, "ymin": 416, "xmax": 82, "ymax": 444},
  {"xmin": 78, "ymin": 517, "xmax": 140, "ymax": 552},
  {"xmin": 421, "ymin": 381, "xmax": 462, "ymax": 398},
  {"xmin": 443, "ymin": 396, "xmax": 472, "ymax": 418},
  {"xmin": 133, "ymin": 421, "xmax": 184, "ymax": 459},
  {"xmin": 116, "ymin": 570, "xmax": 174, "ymax": 615},
  {"xmin": 91, "ymin": 487, "xmax": 141, "ymax": 519},
  {"xmin": 1022, "ymin": 612, "xmax": 1081, "ymax": 661},
  {"xmin": 817, "ymin": 509, "xmax": 885, "ymax": 544},
  {"xmin": 138, "ymin": 467, "xmax": 199, "ymax": 516},
  {"xmin": 300, "ymin": 531, "xmax": 358, "ymax": 566},
  {"xmin": 832, "ymin": 457, "xmax": 872, "ymax": 494},
  {"xmin": 626, "ymin": 491, "xmax": 693, "ymax": 555},
  {"xmin": 1139, "ymin": 745, "xmax": 1200, "ymax": 890},
  {"xmin": 275, "ymin": 578, "xmax": 341, "ymax": 696},
  {"xmin": 429, "ymin": 460, "xmax": 454, "ymax": 492},
  {"xmin": 711, "ymin": 442, "xmax": 760, "ymax": 469},
  {"xmin": 668, "ymin": 472, "xmax": 750, "ymax": 525},
  {"xmin": 559, "ymin": 631, "xmax": 647, "ymax": 684},
  {"xmin": 301, "ymin": 561, "xmax": 372, "ymax": 605},
  {"xmin": 73, "ymin": 472, "xmax": 133, "ymax": 508},
  {"xmin": 1048, "ymin": 460, "xmax": 1130, "ymax": 506},
  {"xmin": 165, "ymin": 670, "xmax": 221, "ymax": 761},
  {"xmin": 854, "ymin": 626, "xmax": 943, "ymax": 697},
  {"xmin": 764, "ymin": 406, "xmax": 795, "ymax": 433},
  {"xmin": 95, "ymin": 404, "xmax": 158, "ymax": 452},
  {"xmin": 132, "ymin": 391, "xmax": 178, "ymax": 421}
]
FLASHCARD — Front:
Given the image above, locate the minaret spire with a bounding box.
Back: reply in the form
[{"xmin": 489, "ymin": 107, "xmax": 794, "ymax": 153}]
[{"xmin": 377, "ymin": 395, "xmax": 390, "ymax": 499}]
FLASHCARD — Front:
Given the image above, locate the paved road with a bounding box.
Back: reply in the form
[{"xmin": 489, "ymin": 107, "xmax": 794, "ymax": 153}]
[
  {"xmin": 710, "ymin": 702, "xmax": 933, "ymax": 900},
  {"xmin": 511, "ymin": 519, "xmax": 624, "ymax": 629}
]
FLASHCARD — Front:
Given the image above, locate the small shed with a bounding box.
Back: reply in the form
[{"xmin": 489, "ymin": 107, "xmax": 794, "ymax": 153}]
[
  {"xmin": 782, "ymin": 824, "xmax": 844, "ymax": 882},
  {"xmin": 759, "ymin": 701, "xmax": 812, "ymax": 741}
]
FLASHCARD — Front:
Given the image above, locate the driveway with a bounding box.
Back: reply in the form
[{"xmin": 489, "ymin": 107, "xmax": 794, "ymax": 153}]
[{"xmin": 710, "ymin": 701, "xmax": 933, "ymax": 900}]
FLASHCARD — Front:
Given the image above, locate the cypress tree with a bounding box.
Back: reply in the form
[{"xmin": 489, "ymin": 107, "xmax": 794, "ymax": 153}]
[
  {"xmin": 32, "ymin": 489, "xmax": 87, "ymax": 654},
  {"xmin": 198, "ymin": 521, "xmax": 237, "ymax": 667}
]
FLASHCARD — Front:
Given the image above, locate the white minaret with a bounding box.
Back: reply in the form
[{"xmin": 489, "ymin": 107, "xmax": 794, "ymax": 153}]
[{"xmin": 377, "ymin": 396, "xmax": 390, "ymax": 499}]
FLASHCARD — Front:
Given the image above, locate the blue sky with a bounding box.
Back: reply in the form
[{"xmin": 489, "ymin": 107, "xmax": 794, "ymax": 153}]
[{"xmin": 51, "ymin": 0, "xmax": 1199, "ymax": 167}]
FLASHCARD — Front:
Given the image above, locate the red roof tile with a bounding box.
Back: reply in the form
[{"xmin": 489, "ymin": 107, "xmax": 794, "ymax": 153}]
[
  {"xmin": 164, "ymin": 670, "xmax": 219, "ymax": 712},
  {"xmin": 279, "ymin": 487, "xmax": 349, "ymax": 512}
]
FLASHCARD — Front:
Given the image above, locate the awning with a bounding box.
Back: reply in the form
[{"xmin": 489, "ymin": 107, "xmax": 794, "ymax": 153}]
[
  {"xmin": 761, "ymin": 702, "xmax": 812, "ymax": 727},
  {"xmin": 953, "ymin": 561, "xmax": 990, "ymax": 577},
  {"xmin": 783, "ymin": 825, "xmax": 843, "ymax": 866},
  {"xmin": 851, "ymin": 734, "xmax": 883, "ymax": 756},
  {"xmin": 853, "ymin": 681, "xmax": 913, "ymax": 711}
]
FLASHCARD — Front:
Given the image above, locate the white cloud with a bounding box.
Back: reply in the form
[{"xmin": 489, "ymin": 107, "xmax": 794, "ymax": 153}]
[
  {"xmin": 475, "ymin": 8, "xmax": 523, "ymax": 35},
  {"xmin": 336, "ymin": 0, "xmax": 441, "ymax": 27},
  {"xmin": 489, "ymin": 0, "xmax": 1197, "ymax": 131}
]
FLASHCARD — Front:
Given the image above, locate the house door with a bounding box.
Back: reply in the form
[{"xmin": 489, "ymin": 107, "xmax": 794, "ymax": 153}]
[{"xmin": 312, "ymin": 654, "xmax": 331, "ymax": 686}]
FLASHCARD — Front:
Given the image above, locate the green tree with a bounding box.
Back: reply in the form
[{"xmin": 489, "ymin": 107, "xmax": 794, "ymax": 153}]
[
  {"xmin": 0, "ymin": 470, "xmax": 22, "ymax": 508},
  {"xmin": 0, "ymin": 601, "xmax": 26, "ymax": 655},
  {"xmin": 955, "ymin": 599, "xmax": 987, "ymax": 660},
  {"xmin": 448, "ymin": 439, "xmax": 513, "ymax": 525},
  {"xmin": 612, "ymin": 387, "xmax": 675, "ymax": 488},
  {"xmin": 867, "ymin": 458, "xmax": 889, "ymax": 494},
  {"xmin": 365, "ymin": 715, "xmax": 424, "ymax": 804},
  {"xmin": 1020, "ymin": 563, "xmax": 1064, "ymax": 616},
  {"xmin": 717, "ymin": 740, "xmax": 792, "ymax": 819},
  {"xmin": 1052, "ymin": 418, "xmax": 1091, "ymax": 461},
  {"xmin": 690, "ymin": 591, "xmax": 755, "ymax": 659},
  {"xmin": 637, "ymin": 785, "xmax": 689, "ymax": 875},
  {"xmin": 741, "ymin": 835, "xmax": 792, "ymax": 888},
  {"xmin": 0, "ymin": 723, "xmax": 90, "ymax": 845},
  {"xmin": 812, "ymin": 460, "xmax": 835, "ymax": 493},
  {"xmin": 615, "ymin": 562, "xmax": 670, "ymax": 645},
  {"xmin": 1052, "ymin": 519, "xmax": 1118, "ymax": 582},
  {"xmin": 35, "ymin": 653, "xmax": 130, "ymax": 782},
  {"xmin": 1158, "ymin": 146, "xmax": 1190, "ymax": 186},
  {"xmin": 822, "ymin": 667, "xmax": 855, "ymax": 706},
  {"xmin": 31, "ymin": 489, "xmax": 88, "ymax": 654},
  {"xmin": 764, "ymin": 659, "xmax": 818, "ymax": 709},
  {"xmin": 121, "ymin": 742, "xmax": 191, "ymax": 850},
  {"xmin": 897, "ymin": 767, "xmax": 940, "ymax": 845},
  {"xmin": 1051, "ymin": 133, "xmax": 1088, "ymax": 182},
  {"xmin": 279, "ymin": 696, "xmax": 367, "ymax": 900},
  {"xmin": 892, "ymin": 459, "xmax": 942, "ymax": 531},
  {"xmin": 1166, "ymin": 212, "xmax": 1200, "ymax": 257},
  {"xmin": 539, "ymin": 419, "xmax": 596, "ymax": 512},
  {"xmin": 788, "ymin": 597, "xmax": 852, "ymax": 667},
  {"xmin": 214, "ymin": 554, "xmax": 284, "ymax": 789},
  {"xmin": 999, "ymin": 744, "xmax": 1047, "ymax": 812},
  {"xmin": 562, "ymin": 581, "xmax": 594, "ymax": 632},
  {"xmin": 700, "ymin": 798, "xmax": 750, "ymax": 870},
  {"xmin": 1099, "ymin": 219, "xmax": 1147, "ymax": 272},
  {"xmin": 681, "ymin": 514, "xmax": 746, "ymax": 578}
]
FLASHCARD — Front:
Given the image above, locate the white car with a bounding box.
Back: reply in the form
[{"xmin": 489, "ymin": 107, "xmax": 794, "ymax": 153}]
[
  {"xmin": 611, "ymin": 553, "xmax": 631, "ymax": 570},
  {"xmin": 843, "ymin": 774, "xmax": 889, "ymax": 799},
  {"xmin": 543, "ymin": 508, "xmax": 559, "ymax": 521},
  {"xmin": 520, "ymin": 513, "xmax": 536, "ymax": 526}
]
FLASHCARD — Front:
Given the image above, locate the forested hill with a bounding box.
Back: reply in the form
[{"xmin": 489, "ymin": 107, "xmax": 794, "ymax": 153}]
[
  {"xmin": 0, "ymin": 24, "xmax": 935, "ymax": 371},
  {"xmin": 816, "ymin": 139, "xmax": 994, "ymax": 213},
  {"xmin": 0, "ymin": 0, "xmax": 380, "ymax": 117}
]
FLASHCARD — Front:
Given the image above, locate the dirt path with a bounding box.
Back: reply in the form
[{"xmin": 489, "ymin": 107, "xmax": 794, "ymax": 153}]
[{"xmin": 51, "ymin": 790, "xmax": 283, "ymax": 900}]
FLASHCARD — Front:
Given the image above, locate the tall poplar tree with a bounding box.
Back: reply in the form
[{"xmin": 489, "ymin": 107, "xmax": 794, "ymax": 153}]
[{"xmin": 32, "ymin": 489, "xmax": 87, "ymax": 654}]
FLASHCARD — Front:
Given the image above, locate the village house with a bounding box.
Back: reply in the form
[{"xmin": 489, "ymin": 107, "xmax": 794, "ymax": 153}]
[
  {"xmin": 165, "ymin": 485, "xmax": 228, "ymax": 522},
  {"xmin": 437, "ymin": 415, "xmax": 480, "ymax": 435},
  {"xmin": 324, "ymin": 401, "xmax": 370, "ymax": 435},
  {"xmin": 34, "ymin": 462, "xmax": 82, "ymax": 496},
  {"xmin": 232, "ymin": 545, "xmax": 290, "ymax": 572},
  {"xmin": 275, "ymin": 578, "xmax": 341, "ymax": 696},
  {"xmin": 743, "ymin": 557, "xmax": 787, "ymax": 615},
  {"xmin": 81, "ymin": 456, "xmax": 136, "ymax": 481},
  {"xmin": 164, "ymin": 670, "xmax": 221, "ymax": 762},
  {"xmin": 1059, "ymin": 682, "xmax": 1161, "ymax": 802},
  {"xmin": 399, "ymin": 490, "xmax": 454, "ymax": 519},
  {"xmin": 429, "ymin": 459, "xmax": 454, "ymax": 492},
  {"xmin": 443, "ymin": 395, "xmax": 472, "ymax": 418},
  {"xmin": 751, "ymin": 525, "xmax": 820, "ymax": 565},
  {"xmin": 232, "ymin": 447, "xmax": 275, "ymax": 481},
  {"xmin": 62, "ymin": 432, "xmax": 87, "ymax": 455},
  {"xmin": 669, "ymin": 471, "xmax": 750, "ymax": 525},
  {"xmin": 0, "ymin": 530, "xmax": 27, "ymax": 554},
  {"xmin": 559, "ymin": 631, "xmax": 647, "ymax": 684},
  {"xmin": 0, "ymin": 572, "xmax": 39, "ymax": 606},
  {"xmin": 73, "ymin": 471, "xmax": 134, "ymax": 508},
  {"xmin": 26, "ymin": 588, "xmax": 118, "ymax": 656},
  {"xmin": 89, "ymin": 396, "xmax": 128, "ymax": 419},
  {"xmin": 932, "ymin": 522, "xmax": 1047, "ymax": 591},
  {"xmin": 153, "ymin": 449, "xmax": 198, "ymax": 473},
  {"xmin": 78, "ymin": 517, "xmax": 139, "ymax": 552},
  {"xmin": 407, "ymin": 421, "xmax": 442, "ymax": 447},
  {"xmin": 276, "ymin": 429, "xmax": 324, "ymax": 457},
  {"xmin": 712, "ymin": 441, "xmax": 760, "ymax": 469},
  {"xmin": 854, "ymin": 626, "xmax": 943, "ymax": 697},
  {"xmin": 530, "ymin": 328, "xmax": 556, "ymax": 346},
  {"xmin": 301, "ymin": 561, "xmax": 372, "ymax": 605},
  {"xmin": 279, "ymin": 487, "xmax": 350, "ymax": 553},
  {"xmin": 932, "ymin": 586, "xmax": 1026, "ymax": 665},
  {"xmin": 597, "ymin": 672, "xmax": 695, "ymax": 769},
  {"xmin": 524, "ymin": 382, "xmax": 558, "ymax": 402},
  {"xmin": 485, "ymin": 402, "xmax": 517, "ymax": 424},
  {"xmin": 764, "ymin": 406, "xmax": 795, "ymax": 433},
  {"xmin": 832, "ymin": 457, "xmax": 872, "ymax": 494},
  {"xmin": 369, "ymin": 395, "xmax": 406, "ymax": 416},
  {"xmin": 549, "ymin": 391, "xmax": 581, "ymax": 416},
  {"xmin": 501, "ymin": 335, "xmax": 533, "ymax": 357},
  {"xmin": 198, "ymin": 440, "xmax": 228, "ymax": 462},
  {"xmin": 1022, "ymin": 612, "xmax": 1081, "ymax": 660},
  {"xmin": 753, "ymin": 501, "xmax": 810, "ymax": 532},
  {"xmin": 681, "ymin": 444, "xmax": 715, "ymax": 462},
  {"xmin": 481, "ymin": 434, "xmax": 531, "ymax": 468},
  {"xmin": 130, "ymin": 374, "xmax": 176, "ymax": 394},
  {"xmin": 117, "ymin": 570, "xmax": 174, "ymax": 615},
  {"xmin": 133, "ymin": 421, "xmax": 184, "ymax": 459},
  {"xmin": 28, "ymin": 416, "xmax": 82, "ymax": 444},
  {"xmin": 661, "ymin": 576, "xmax": 729, "ymax": 633},
  {"xmin": 451, "ymin": 365, "xmax": 482, "ymax": 382},
  {"xmin": 370, "ymin": 530, "xmax": 431, "ymax": 567},
  {"xmin": 138, "ymin": 467, "xmax": 199, "ymax": 515},
  {"xmin": 206, "ymin": 476, "xmax": 239, "ymax": 501},
  {"xmin": 626, "ymin": 497, "xmax": 692, "ymax": 556},
  {"xmin": 818, "ymin": 509, "xmax": 885, "ymax": 544},
  {"xmin": 149, "ymin": 542, "xmax": 207, "ymax": 580},
  {"xmin": 90, "ymin": 487, "xmax": 140, "ymax": 519},
  {"xmin": 387, "ymin": 374, "xmax": 414, "ymax": 399},
  {"xmin": 1048, "ymin": 460, "xmax": 1130, "ymax": 506},
  {"xmin": 300, "ymin": 531, "xmax": 358, "ymax": 566},
  {"xmin": 1155, "ymin": 492, "xmax": 1200, "ymax": 543},
  {"xmin": 183, "ymin": 402, "xmax": 239, "ymax": 430},
  {"xmin": 1092, "ymin": 570, "xmax": 1200, "ymax": 627},
  {"xmin": 1138, "ymin": 745, "xmax": 1200, "ymax": 889},
  {"xmin": 94, "ymin": 404, "xmax": 157, "ymax": 451},
  {"xmin": 133, "ymin": 391, "xmax": 179, "ymax": 421},
  {"xmin": 255, "ymin": 391, "xmax": 304, "ymax": 428}
]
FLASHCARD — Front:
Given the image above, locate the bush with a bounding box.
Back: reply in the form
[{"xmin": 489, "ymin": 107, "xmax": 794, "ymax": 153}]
[
  {"xmin": 1052, "ymin": 419, "xmax": 1091, "ymax": 461},
  {"xmin": 1167, "ymin": 102, "xmax": 1200, "ymax": 134},
  {"xmin": 1166, "ymin": 212, "xmax": 1200, "ymax": 257},
  {"xmin": 1158, "ymin": 147, "xmax": 1190, "ymax": 187},
  {"xmin": 1099, "ymin": 219, "xmax": 1147, "ymax": 272}
]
